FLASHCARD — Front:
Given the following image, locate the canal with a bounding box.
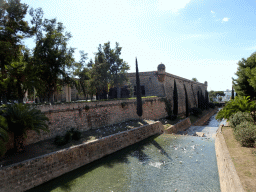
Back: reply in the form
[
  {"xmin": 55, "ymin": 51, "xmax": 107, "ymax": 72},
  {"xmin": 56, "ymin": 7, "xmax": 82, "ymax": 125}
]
[{"xmin": 27, "ymin": 114, "xmax": 226, "ymax": 192}]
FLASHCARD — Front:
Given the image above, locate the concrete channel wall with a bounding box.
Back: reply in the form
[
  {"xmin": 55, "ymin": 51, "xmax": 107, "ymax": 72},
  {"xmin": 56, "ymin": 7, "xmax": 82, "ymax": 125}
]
[
  {"xmin": 0, "ymin": 121, "xmax": 164, "ymax": 192},
  {"xmin": 215, "ymin": 125, "xmax": 245, "ymax": 192},
  {"xmin": 164, "ymin": 107, "xmax": 218, "ymax": 134}
]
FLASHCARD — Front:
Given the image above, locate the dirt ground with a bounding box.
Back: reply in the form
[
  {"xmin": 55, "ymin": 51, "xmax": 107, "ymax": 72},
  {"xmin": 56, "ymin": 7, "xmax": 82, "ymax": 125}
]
[{"xmin": 222, "ymin": 126, "xmax": 256, "ymax": 192}]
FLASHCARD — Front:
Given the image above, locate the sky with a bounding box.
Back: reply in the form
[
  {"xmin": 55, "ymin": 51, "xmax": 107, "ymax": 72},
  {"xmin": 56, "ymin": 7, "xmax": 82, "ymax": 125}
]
[{"xmin": 20, "ymin": 0, "xmax": 256, "ymax": 91}]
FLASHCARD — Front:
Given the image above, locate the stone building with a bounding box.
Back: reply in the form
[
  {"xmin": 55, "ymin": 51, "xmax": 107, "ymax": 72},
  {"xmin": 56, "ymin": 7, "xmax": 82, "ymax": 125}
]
[{"xmin": 126, "ymin": 63, "xmax": 208, "ymax": 114}]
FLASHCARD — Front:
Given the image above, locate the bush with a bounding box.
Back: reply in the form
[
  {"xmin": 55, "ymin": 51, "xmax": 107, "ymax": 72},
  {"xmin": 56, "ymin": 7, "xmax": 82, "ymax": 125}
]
[
  {"xmin": 189, "ymin": 107, "xmax": 202, "ymax": 117},
  {"xmin": 70, "ymin": 128, "xmax": 82, "ymax": 140},
  {"xmin": 229, "ymin": 111, "xmax": 253, "ymax": 129},
  {"xmin": 208, "ymin": 102, "xmax": 215, "ymax": 109},
  {"xmin": 215, "ymin": 96, "xmax": 256, "ymax": 121},
  {"xmin": 234, "ymin": 121, "xmax": 256, "ymax": 147},
  {"xmin": 64, "ymin": 131, "xmax": 72, "ymax": 143},
  {"xmin": 54, "ymin": 135, "xmax": 68, "ymax": 146}
]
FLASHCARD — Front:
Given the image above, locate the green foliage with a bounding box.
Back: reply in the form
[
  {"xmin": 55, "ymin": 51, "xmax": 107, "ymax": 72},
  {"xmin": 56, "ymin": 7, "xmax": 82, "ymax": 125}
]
[
  {"xmin": 229, "ymin": 111, "xmax": 253, "ymax": 129},
  {"xmin": 84, "ymin": 105, "xmax": 90, "ymax": 110},
  {"xmin": 184, "ymin": 84, "xmax": 189, "ymax": 117},
  {"xmin": 54, "ymin": 128, "xmax": 81, "ymax": 146},
  {"xmin": 0, "ymin": 115, "xmax": 9, "ymax": 157},
  {"xmin": 2, "ymin": 103, "xmax": 49, "ymax": 152},
  {"xmin": 163, "ymin": 98, "xmax": 176, "ymax": 120},
  {"xmin": 234, "ymin": 121, "xmax": 256, "ymax": 147},
  {"xmin": 215, "ymin": 96, "xmax": 256, "ymax": 121},
  {"xmin": 173, "ymin": 79, "xmax": 178, "ymax": 117},
  {"xmin": 189, "ymin": 107, "xmax": 202, "ymax": 117},
  {"xmin": 192, "ymin": 78, "xmax": 198, "ymax": 82},
  {"xmin": 136, "ymin": 58, "xmax": 142, "ymax": 117},
  {"xmin": 233, "ymin": 52, "xmax": 256, "ymax": 99}
]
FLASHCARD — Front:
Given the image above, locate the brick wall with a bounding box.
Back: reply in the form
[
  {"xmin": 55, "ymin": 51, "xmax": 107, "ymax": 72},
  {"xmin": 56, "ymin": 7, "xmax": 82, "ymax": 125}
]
[
  {"xmin": 6, "ymin": 97, "xmax": 167, "ymax": 150},
  {"xmin": 0, "ymin": 122, "xmax": 164, "ymax": 192}
]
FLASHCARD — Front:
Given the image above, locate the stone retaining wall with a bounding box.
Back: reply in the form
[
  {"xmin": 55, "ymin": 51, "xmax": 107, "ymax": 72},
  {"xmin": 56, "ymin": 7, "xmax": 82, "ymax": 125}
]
[
  {"xmin": 215, "ymin": 125, "xmax": 245, "ymax": 192},
  {"xmin": 192, "ymin": 107, "xmax": 218, "ymax": 126},
  {"xmin": 0, "ymin": 121, "xmax": 164, "ymax": 192},
  {"xmin": 164, "ymin": 117, "xmax": 191, "ymax": 134},
  {"xmin": 6, "ymin": 97, "xmax": 167, "ymax": 150}
]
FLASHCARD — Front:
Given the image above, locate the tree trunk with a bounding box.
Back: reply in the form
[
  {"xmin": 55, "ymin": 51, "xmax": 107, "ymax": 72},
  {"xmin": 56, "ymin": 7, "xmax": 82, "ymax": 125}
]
[{"xmin": 14, "ymin": 133, "xmax": 25, "ymax": 153}]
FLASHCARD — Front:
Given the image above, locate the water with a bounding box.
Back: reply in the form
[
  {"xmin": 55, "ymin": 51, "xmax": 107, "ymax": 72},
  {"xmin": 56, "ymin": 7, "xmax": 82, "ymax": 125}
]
[{"xmin": 27, "ymin": 114, "xmax": 223, "ymax": 192}]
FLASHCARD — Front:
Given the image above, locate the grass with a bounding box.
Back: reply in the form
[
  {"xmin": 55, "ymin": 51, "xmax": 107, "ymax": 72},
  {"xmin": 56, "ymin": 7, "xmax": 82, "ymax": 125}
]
[{"xmin": 222, "ymin": 125, "xmax": 256, "ymax": 192}]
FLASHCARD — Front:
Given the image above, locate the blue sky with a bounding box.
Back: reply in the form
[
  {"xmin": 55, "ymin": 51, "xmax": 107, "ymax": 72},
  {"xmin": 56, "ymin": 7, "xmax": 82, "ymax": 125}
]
[{"xmin": 20, "ymin": 0, "xmax": 256, "ymax": 91}]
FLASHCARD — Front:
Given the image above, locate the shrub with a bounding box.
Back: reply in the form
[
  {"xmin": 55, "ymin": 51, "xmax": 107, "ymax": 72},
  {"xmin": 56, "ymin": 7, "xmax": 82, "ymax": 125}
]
[
  {"xmin": 84, "ymin": 105, "xmax": 90, "ymax": 110},
  {"xmin": 54, "ymin": 135, "xmax": 68, "ymax": 146},
  {"xmin": 215, "ymin": 96, "xmax": 256, "ymax": 121},
  {"xmin": 70, "ymin": 128, "xmax": 82, "ymax": 140},
  {"xmin": 208, "ymin": 102, "xmax": 215, "ymax": 109},
  {"xmin": 64, "ymin": 131, "xmax": 72, "ymax": 143},
  {"xmin": 229, "ymin": 112, "xmax": 253, "ymax": 129},
  {"xmin": 234, "ymin": 121, "xmax": 256, "ymax": 147},
  {"xmin": 189, "ymin": 107, "xmax": 202, "ymax": 117}
]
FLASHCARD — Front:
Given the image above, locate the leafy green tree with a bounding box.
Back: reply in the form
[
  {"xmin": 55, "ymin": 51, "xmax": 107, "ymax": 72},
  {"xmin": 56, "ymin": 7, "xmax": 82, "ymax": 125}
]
[
  {"xmin": 173, "ymin": 79, "xmax": 178, "ymax": 117},
  {"xmin": 233, "ymin": 52, "xmax": 256, "ymax": 99},
  {"xmin": 90, "ymin": 42, "xmax": 129, "ymax": 100},
  {"xmin": 205, "ymin": 90, "xmax": 209, "ymax": 109},
  {"xmin": 0, "ymin": 115, "xmax": 9, "ymax": 157},
  {"xmin": 2, "ymin": 103, "xmax": 49, "ymax": 152},
  {"xmin": 215, "ymin": 96, "xmax": 256, "ymax": 121},
  {"xmin": 73, "ymin": 51, "xmax": 91, "ymax": 99},
  {"xmin": 192, "ymin": 78, "xmax": 198, "ymax": 82},
  {"xmin": 33, "ymin": 18, "xmax": 75, "ymax": 102},
  {"xmin": 136, "ymin": 58, "xmax": 142, "ymax": 117},
  {"xmin": 0, "ymin": 0, "xmax": 34, "ymax": 104}
]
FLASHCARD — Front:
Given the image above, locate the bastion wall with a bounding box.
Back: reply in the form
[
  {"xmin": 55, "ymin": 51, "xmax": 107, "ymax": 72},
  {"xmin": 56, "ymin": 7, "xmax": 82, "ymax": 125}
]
[
  {"xmin": 0, "ymin": 121, "xmax": 164, "ymax": 192},
  {"xmin": 6, "ymin": 97, "xmax": 167, "ymax": 150}
]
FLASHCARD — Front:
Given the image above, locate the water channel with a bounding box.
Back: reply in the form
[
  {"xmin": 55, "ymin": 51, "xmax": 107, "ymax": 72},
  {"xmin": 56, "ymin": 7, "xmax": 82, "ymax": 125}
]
[{"xmin": 27, "ymin": 114, "xmax": 226, "ymax": 192}]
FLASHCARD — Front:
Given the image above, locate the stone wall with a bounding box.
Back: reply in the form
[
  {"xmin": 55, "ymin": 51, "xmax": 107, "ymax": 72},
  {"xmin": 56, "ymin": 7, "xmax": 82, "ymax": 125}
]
[
  {"xmin": 215, "ymin": 125, "xmax": 245, "ymax": 192},
  {"xmin": 0, "ymin": 121, "xmax": 164, "ymax": 192},
  {"xmin": 6, "ymin": 97, "xmax": 167, "ymax": 150},
  {"xmin": 164, "ymin": 118, "xmax": 191, "ymax": 134},
  {"xmin": 127, "ymin": 71, "xmax": 207, "ymax": 115},
  {"xmin": 192, "ymin": 107, "xmax": 218, "ymax": 126}
]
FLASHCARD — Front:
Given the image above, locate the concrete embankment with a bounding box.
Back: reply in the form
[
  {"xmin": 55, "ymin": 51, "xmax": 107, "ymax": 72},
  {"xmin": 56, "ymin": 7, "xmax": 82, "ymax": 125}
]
[
  {"xmin": 215, "ymin": 125, "xmax": 245, "ymax": 192},
  {"xmin": 0, "ymin": 121, "xmax": 164, "ymax": 192},
  {"xmin": 164, "ymin": 107, "xmax": 219, "ymax": 134}
]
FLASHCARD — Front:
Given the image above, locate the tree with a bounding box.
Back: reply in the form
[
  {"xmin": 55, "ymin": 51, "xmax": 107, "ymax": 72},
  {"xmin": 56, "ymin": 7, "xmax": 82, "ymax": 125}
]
[
  {"xmin": 0, "ymin": 0, "xmax": 34, "ymax": 104},
  {"xmin": 136, "ymin": 58, "xmax": 142, "ymax": 117},
  {"xmin": 173, "ymin": 79, "xmax": 178, "ymax": 117},
  {"xmin": 192, "ymin": 78, "xmax": 198, "ymax": 82},
  {"xmin": 73, "ymin": 51, "xmax": 91, "ymax": 99},
  {"xmin": 90, "ymin": 42, "xmax": 129, "ymax": 100},
  {"xmin": 184, "ymin": 84, "xmax": 189, "ymax": 117},
  {"xmin": 1, "ymin": 103, "xmax": 49, "ymax": 152},
  {"xmin": 205, "ymin": 90, "xmax": 209, "ymax": 109},
  {"xmin": 231, "ymin": 86, "xmax": 234, "ymax": 100},
  {"xmin": 33, "ymin": 18, "xmax": 75, "ymax": 102},
  {"xmin": 233, "ymin": 52, "xmax": 256, "ymax": 99},
  {"xmin": 0, "ymin": 115, "xmax": 9, "ymax": 157}
]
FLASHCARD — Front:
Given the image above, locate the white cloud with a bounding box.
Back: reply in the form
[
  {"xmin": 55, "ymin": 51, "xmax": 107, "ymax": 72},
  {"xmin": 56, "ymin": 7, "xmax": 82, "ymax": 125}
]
[
  {"xmin": 211, "ymin": 10, "xmax": 215, "ymax": 14},
  {"xmin": 222, "ymin": 17, "xmax": 230, "ymax": 22},
  {"xmin": 158, "ymin": 0, "xmax": 191, "ymax": 13}
]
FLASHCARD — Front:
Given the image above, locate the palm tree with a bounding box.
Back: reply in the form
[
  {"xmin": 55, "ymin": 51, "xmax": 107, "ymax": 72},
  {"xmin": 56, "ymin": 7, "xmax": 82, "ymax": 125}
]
[
  {"xmin": 0, "ymin": 115, "xmax": 9, "ymax": 157},
  {"xmin": 2, "ymin": 103, "xmax": 49, "ymax": 152}
]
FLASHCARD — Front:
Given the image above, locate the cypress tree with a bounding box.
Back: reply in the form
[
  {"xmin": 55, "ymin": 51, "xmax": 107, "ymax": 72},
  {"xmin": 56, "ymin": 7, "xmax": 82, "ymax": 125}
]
[
  {"xmin": 184, "ymin": 84, "xmax": 189, "ymax": 117},
  {"xmin": 197, "ymin": 90, "xmax": 200, "ymax": 109},
  {"xmin": 173, "ymin": 79, "xmax": 178, "ymax": 117},
  {"xmin": 205, "ymin": 90, "xmax": 209, "ymax": 109},
  {"xmin": 135, "ymin": 58, "xmax": 143, "ymax": 117},
  {"xmin": 231, "ymin": 86, "xmax": 234, "ymax": 100}
]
